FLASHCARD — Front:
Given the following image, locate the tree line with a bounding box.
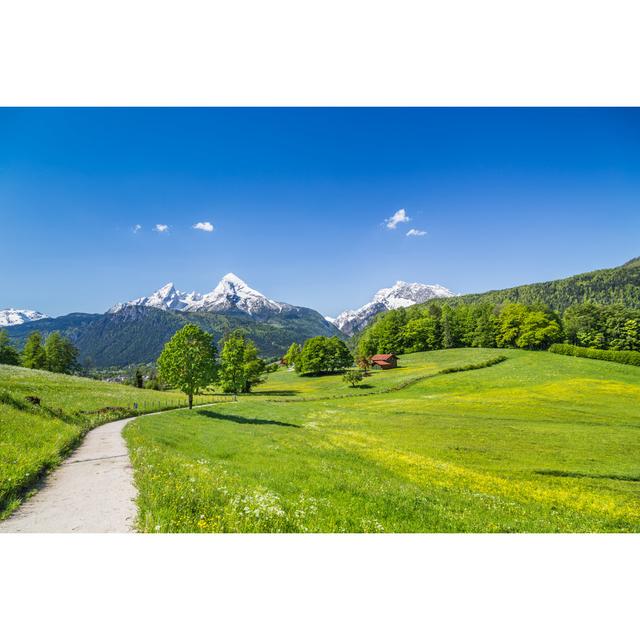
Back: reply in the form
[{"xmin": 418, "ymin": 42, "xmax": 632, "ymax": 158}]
[
  {"xmin": 357, "ymin": 301, "xmax": 640, "ymax": 357},
  {"xmin": 0, "ymin": 329, "xmax": 79, "ymax": 373}
]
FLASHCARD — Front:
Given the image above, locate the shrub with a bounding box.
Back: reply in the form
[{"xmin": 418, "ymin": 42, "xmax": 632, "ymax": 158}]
[
  {"xmin": 548, "ymin": 343, "xmax": 640, "ymax": 366},
  {"xmin": 343, "ymin": 370, "xmax": 364, "ymax": 388}
]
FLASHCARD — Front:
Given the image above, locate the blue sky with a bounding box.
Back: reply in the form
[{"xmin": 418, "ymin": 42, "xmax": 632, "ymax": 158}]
[{"xmin": 1, "ymin": 108, "xmax": 639, "ymax": 318}]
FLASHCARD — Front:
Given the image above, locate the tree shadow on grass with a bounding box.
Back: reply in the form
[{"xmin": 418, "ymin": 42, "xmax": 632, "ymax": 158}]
[
  {"xmin": 248, "ymin": 390, "xmax": 300, "ymax": 396},
  {"xmin": 196, "ymin": 409, "xmax": 300, "ymax": 429},
  {"xmin": 535, "ymin": 469, "xmax": 640, "ymax": 482}
]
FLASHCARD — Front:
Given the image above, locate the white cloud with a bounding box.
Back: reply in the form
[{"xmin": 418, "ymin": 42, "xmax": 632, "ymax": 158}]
[
  {"xmin": 406, "ymin": 228, "xmax": 427, "ymax": 237},
  {"xmin": 385, "ymin": 208, "xmax": 410, "ymax": 229},
  {"xmin": 193, "ymin": 221, "xmax": 214, "ymax": 232},
  {"xmin": 155, "ymin": 224, "xmax": 169, "ymax": 233},
  {"xmin": 133, "ymin": 224, "xmax": 142, "ymax": 233}
]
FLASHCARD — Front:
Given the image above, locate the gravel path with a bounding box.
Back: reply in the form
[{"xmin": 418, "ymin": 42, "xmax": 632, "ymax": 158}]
[{"xmin": 0, "ymin": 416, "xmax": 139, "ymax": 533}]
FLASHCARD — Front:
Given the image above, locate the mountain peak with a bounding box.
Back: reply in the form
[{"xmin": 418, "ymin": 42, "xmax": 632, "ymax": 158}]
[
  {"xmin": 329, "ymin": 279, "xmax": 455, "ymax": 335},
  {"xmin": 201, "ymin": 274, "xmax": 284, "ymax": 315},
  {"xmin": 108, "ymin": 281, "xmax": 185, "ymax": 313},
  {"xmin": 108, "ymin": 274, "xmax": 288, "ymax": 317},
  {"xmin": 221, "ymin": 272, "xmax": 245, "ymax": 284}
]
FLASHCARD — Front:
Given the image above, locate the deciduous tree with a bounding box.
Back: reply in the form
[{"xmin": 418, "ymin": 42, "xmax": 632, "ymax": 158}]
[
  {"xmin": 218, "ymin": 330, "xmax": 266, "ymax": 394},
  {"xmin": 283, "ymin": 342, "xmax": 301, "ymax": 368},
  {"xmin": 296, "ymin": 336, "xmax": 353, "ymax": 375},
  {"xmin": 343, "ymin": 370, "xmax": 364, "ymax": 388},
  {"xmin": 157, "ymin": 324, "xmax": 217, "ymax": 409}
]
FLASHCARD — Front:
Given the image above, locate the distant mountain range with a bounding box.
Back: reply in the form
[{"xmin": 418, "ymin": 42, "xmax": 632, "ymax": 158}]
[
  {"xmin": 327, "ymin": 281, "xmax": 455, "ymax": 336},
  {"xmin": 2, "ymin": 274, "xmax": 343, "ymax": 367},
  {"xmin": 4, "ymin": 257, "xmax": 639, "ymax": 367},
  {"xmin": 0, "ymin": 308, "xmax": 48, "ymax": 327}
]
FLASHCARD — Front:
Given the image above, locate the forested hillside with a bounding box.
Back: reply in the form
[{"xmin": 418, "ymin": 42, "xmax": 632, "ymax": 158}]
[{"xmin": 439, "ymin": 257, "xmax": 640, "ymax": 311}]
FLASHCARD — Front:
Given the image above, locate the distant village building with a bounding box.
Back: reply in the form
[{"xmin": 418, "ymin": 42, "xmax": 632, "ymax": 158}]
[{"xmin": 370, "ymin": 354, "xmax": 398, "ymax": 370}]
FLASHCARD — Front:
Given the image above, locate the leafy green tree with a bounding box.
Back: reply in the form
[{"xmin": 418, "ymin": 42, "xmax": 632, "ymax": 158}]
[
  {"xmin": 496, "ymin": 303, "xmax": 528, "ymax": 348},
  {"xmin": 402, "ymin": 315, "xmax": 438, "ymax": 352},
  {"xmin": 327, "ymin": 336, "xmax": 354, "ymax": 371},
  {"xmin": 515, "ymin": 310, "xmax": 562, "ymax": 349},
  {"xmin": 358, "ymin": 308, "xmax": 407, "ymax": 357},
  {"xmin": 218, "ymin": 330, "xmax": 266, "ymax": 394},
  {"xmin": 618, "ymin": 318, "xmax": 640, "ymax": 351},
  {"xmin": 157, "ymin": 324, "xmax": 217, "ymax": 409},
  {"xmin": 241, "ymin": 339, "xmax": 267, "ymax": 392},
  {"xmin": 440, "ymin": 305, "xmax": 459, "ymax": 349},
  {"xmin": 563, "ymin": 303, "xmax": 604, "ymax": 346},
  {"xmin": 283, "ymin": 342, "xmax": 301, "ymax": 367},
  {"xmin": 343, "ymin": 370, "xmax": 364, "ymax": 387},
  {"xmin": 44, "ymin": 331, "xmax": 79, "ymax": 374},
  {"xmin": 472, "ymin": 304, "xmax": 498, "ymax": 348},
  {"xmin": 357, "ymin": 332, "xmax": 378, "ymax": 359},
  {"xmin": 297, "ymin": 336, "xmax": 353, "ymax": 375},
  {"xmin": 0, "ymin": 330, "xmax": 21, "ymax": 365},
  {"xmin": 22, "ymin": 331, "xmax": 47, "ymax": 370}
]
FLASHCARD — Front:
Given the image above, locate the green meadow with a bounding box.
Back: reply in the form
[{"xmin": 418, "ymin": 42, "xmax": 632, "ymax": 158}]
[
  {"xmin": 124, "ymin": 349, "xmax": 640, "ymax": 533},
  {"xmin": 0, "ymin": 364, "xmax": 215, "ymax": 518}
]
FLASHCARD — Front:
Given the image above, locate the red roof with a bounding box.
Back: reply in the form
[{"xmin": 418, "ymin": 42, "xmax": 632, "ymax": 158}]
[{"xmin": 371, "ymin": 354, "xmax": 397, "ymax": 362}]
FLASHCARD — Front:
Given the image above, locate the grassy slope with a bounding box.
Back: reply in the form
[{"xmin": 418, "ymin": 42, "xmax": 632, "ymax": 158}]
[
  {"xmin": 0, "ymin": 364, "xmax": 216, "ymax": 518},
  {"xmin": 125, "ymin": 349, "xmax": 640, "ymax": 533}
]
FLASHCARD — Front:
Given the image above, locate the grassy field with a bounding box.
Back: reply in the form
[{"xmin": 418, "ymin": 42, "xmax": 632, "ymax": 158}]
[
  {"xmin": 0, "ymin": 364, "xmax": 218, "ymax": 518},
  {"xmin": 255, "ymin": 349, "xmax": 503, "ymax": 399},
  {"xmin": 125, "ymin": 348, "xmax": 640, "ymax": 533}
]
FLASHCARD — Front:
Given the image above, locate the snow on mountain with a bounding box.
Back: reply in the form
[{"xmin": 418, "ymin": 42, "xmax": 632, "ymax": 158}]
[
  {"xmin": 108, "ymin": 274, "xmax": 290, "ymax": 317},
  {"xmin": 329, "ymin": 280, "xmax": 455, "ymax": 336},
  {"xmin": 0, "ymin": 308, "xmax": 49, "ymax": 327},
  {"xmin": 185, "ymin": 273, "xmax": 286, "ymax": 315},
  {"xmin": 108, "ymin": 282, "xmax": 190, "ymax": 313}
]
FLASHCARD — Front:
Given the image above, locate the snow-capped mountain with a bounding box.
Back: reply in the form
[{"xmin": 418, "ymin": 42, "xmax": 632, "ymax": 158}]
[
  {"xmin": 188, "ymin": 273, "xmax": 286, "ymax": 315},
  {"xmin": 108, "ymin": 273, "xmax": 290, "ymax": 317},
  {"xmin": 0, "ymin": 308, "xmax": 49, "ymax": 327},
  {"xmin": 108, "ymin": 282, "xmax": 194, "ymax": 313},
  {"xmin": 329, "ymin": 281, "xmax": 455, "ymax": 335}
]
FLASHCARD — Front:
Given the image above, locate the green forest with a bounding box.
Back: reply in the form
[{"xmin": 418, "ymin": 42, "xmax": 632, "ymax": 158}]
[
  {"xmin": 358, "ymin": 301, "xmax": 640, "ymax": 357},
  {"xmin": 435, "ymin": 256, "xmax": 640, "ymax": 311}
]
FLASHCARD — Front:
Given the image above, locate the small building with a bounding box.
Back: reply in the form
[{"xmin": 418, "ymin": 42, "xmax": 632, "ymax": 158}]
[{"xmin": 370, "ymin": 354, "xmax": 398, "ymax": 370}]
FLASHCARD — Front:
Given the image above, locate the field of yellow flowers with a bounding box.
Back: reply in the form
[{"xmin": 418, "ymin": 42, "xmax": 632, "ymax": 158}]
[{"xmin": 125, "ymin": 348, "xmax": 640, "ymax": 532}]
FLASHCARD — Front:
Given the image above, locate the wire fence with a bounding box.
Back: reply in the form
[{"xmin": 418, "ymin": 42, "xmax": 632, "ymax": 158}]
[{"xmin": 125, "ymin": 393, "xmax": 237, "ymax": 415}]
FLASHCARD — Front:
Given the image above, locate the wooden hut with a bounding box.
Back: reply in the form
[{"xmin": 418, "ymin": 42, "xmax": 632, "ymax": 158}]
[{"xmin": 370, "ymin": 354, "xmax": 398, "ymax": 370}]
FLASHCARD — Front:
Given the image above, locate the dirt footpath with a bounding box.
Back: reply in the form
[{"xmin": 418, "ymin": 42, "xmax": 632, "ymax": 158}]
[{"xmin": 0, "ymin": 416, "xmax": 138, "ymax": 533}]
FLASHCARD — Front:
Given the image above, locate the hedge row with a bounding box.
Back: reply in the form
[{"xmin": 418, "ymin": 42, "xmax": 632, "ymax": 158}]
[
  {"xmin": 439, "ymin": 355, "xmax": 508, "ymax": 374},
  {"xmin": 548, "ymin": 343, "xmax": 640, "ymax": 366}
]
